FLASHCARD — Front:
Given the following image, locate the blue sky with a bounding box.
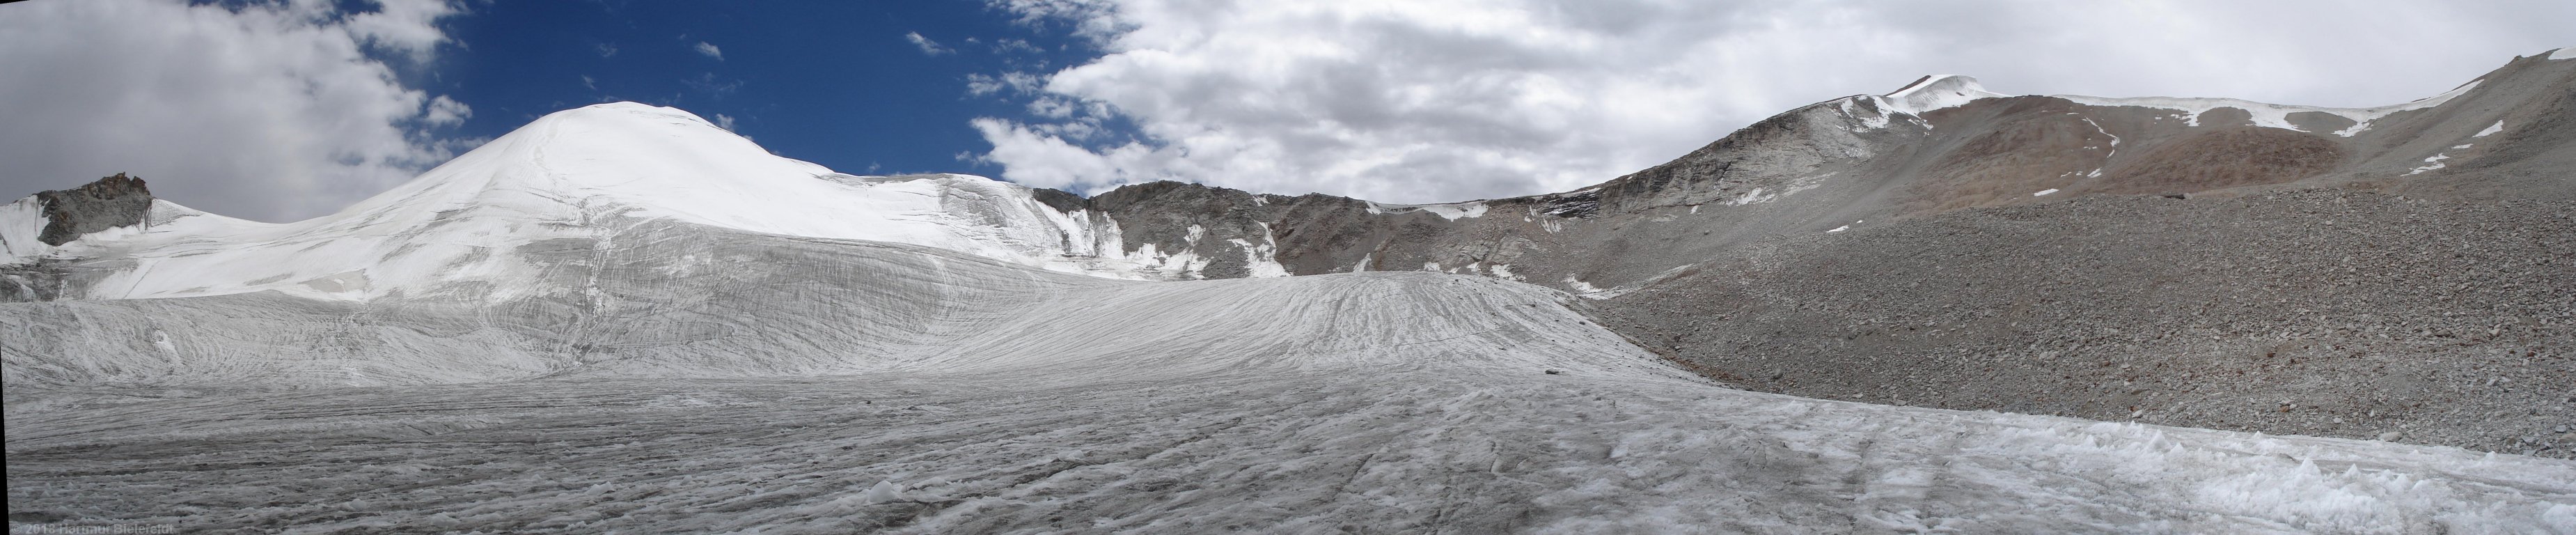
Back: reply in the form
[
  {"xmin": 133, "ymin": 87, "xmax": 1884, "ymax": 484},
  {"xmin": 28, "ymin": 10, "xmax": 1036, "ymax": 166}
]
[
  {"xmin": 3, "ymin": 0, "xmax": 2569, "ymax": 222},
  {"xmin": 421, "ymin": 1, "xmax": 1109, "ymax": 180}
]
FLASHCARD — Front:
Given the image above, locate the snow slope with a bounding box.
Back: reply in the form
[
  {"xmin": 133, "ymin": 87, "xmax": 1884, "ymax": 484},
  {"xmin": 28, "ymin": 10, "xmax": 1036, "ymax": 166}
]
[
  {"xmin": 9, "ymin": 219, "xmax": 2573, "ymax": 532},
  {"xmin": 1835, "ymin": 75, "xmax": 2009, "ymax": 130},
  {"xmin": 8, "ymin": 102, "xmax": 1171, "ymax": 302},
  {"xmin": 0, "ymin": 197, "xmax": 49, "ymax": 264},
  {"xmin": 1881, "ymin": 75, "xmax": 2011, "ymax": 116}
]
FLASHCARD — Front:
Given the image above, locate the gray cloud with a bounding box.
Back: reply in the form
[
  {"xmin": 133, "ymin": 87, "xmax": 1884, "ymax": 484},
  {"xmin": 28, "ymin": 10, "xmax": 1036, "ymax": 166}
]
[
  {"xmin": 0, "ymin": 0, "xmax": 471, "ymax": 222},
  {"xmin": 975, "ymin": 0, "xmax": 2575, "ymax": 203}
]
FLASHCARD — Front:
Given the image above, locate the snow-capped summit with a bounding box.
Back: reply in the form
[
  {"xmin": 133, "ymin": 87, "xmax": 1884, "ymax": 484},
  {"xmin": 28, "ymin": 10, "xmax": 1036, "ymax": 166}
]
[
  {"xmin": 317, "ymin": 102, "xmax": 1124, "ymax": 262},
  {"xmin": 351, "ymin": 102, "xmax": 1143, "ymax": 273},
  {"xmin": 1880, "ymin": 75, "xmax": 2009, "ymax": 116}
]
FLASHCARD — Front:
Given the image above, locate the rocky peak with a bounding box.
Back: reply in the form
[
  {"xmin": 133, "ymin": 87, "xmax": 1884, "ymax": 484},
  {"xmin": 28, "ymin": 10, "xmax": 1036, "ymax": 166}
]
[{"xmin": 34, "ymin": 173, "xmax": 155, "ymax": 245}]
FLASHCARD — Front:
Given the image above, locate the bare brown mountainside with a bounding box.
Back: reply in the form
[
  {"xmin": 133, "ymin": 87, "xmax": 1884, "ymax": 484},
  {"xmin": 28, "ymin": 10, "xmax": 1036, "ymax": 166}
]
[{"xmin": 1055, "ymin": 49, "xmax": 2576, "ymax": 457}]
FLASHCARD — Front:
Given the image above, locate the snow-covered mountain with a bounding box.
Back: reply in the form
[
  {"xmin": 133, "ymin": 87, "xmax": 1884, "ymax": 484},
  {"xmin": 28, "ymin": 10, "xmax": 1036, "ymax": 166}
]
[{"xmin": 1, "ymin": 102, "xmax": 1304, "ymax": 303}]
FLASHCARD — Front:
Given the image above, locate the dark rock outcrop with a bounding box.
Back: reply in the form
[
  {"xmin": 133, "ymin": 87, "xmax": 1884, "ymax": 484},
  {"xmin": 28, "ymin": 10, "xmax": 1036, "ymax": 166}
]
[
  {"xmin": 33, "ymin": 173, "xmax": 154, "ymax": 245},
  {"xmin": 1028, "ymin": 187, "xmax": 1089, "ymax": 214}
]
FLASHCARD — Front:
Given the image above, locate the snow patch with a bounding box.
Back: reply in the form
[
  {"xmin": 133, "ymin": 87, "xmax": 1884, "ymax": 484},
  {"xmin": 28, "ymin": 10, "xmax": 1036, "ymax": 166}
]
[
  {"xmin": 1725, "ymin": 173, "xmax": 1834, "ymax": 206},
  {"xmin": 2474, "ymin": 121, "xmax": 2504, "ymax": 137},
  {"xmin": 1828, "ymin": 219, "xmax": 1863, "ymax": 233},
  {"xmin": 2408, "ymin": 153, "xmax": 2451, "ymax": 176},
  {"xmin": 1230, "ymin": 222, "xmax": 1291, "ymax": 278},
  {"xmin": 1367, "ymin": 201, "xmax": 1489, "ymax": 221},
  {"xmin": 2055, "ymin": 80, "xmax": 2481, "ymax": 137},
  {"xmin": 2551, "ymin": 47, "xmax": 2576, "ymax": 61},
  {"xmin": 1562, "ymin": 275, "xmax": 1613, "ymax": 300},
  {"xmin": 2034, "ymin": 189, "xmax": 2060, "ymax": 196},
  {"xmin": 1130, "ymin": 225, "xmax": 1211, "ymax": 279},
  {"xmin": 1837, "ymin": 98, "xmax": 1895, "ymax": 131},
  {"xmin": 2078, "ymin": 117, "xmax": 2119, "ymax": 179},
  {"xmin": 1420, "ymin": 202, "xmax": 1487, "ymax": 220}
]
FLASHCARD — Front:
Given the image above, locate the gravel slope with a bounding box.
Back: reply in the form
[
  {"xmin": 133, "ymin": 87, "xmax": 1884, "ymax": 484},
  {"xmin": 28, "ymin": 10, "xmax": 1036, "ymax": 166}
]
[{"xmin": 1588, "ymin": 189, "xmax": 2576, "ymax": 459}]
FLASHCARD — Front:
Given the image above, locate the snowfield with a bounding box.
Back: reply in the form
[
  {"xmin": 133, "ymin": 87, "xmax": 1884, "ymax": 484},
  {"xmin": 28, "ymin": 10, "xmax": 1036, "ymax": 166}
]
[{"xmin": 7, "ymin": 103, "xmax": 2574, "ymax": 533}]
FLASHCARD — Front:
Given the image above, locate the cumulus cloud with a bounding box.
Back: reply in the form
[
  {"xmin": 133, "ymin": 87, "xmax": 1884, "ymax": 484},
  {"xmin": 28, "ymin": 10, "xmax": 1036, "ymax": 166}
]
[
  {"xmin": 694, "ymin": 41, "xmax": 723, "ymax": 60},
  {"xmin": 906, "ymin": 31, "xmax": 954, "ymax": 56},
  {"xmin": 0, "ymin": 0, "xmax": 472, "ymax": 222},
  {"xmin": 974, "ymin": 0, "xmax": 2576, "ymax": 203}
]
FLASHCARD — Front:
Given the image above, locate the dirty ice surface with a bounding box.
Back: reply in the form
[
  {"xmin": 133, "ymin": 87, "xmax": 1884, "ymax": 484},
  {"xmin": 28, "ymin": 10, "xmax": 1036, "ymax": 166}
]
[{"xmin": 10, "ymin": 335, "xmax": 2573, "ymax": 532}]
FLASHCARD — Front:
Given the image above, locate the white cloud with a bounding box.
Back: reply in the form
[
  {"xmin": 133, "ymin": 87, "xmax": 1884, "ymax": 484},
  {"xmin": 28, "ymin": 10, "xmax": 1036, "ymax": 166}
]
[
  {"xmin": 694, "ymin": 41, "xmax": 723, "ymax": 60},
  {"xmin": 966, "ymin": 74, "xmax": 1005, "ymax": 96},
  {"xmin": 712, "ymin": 114, "xmax": 739, "ymax": 132},
  {"xmin": 991, "ymin": 38, "xmax": 1044, "ymax": 55},
  {"xmin": 0, "ymin": 0, "xmax": 471, "ymax": 222},
  {"xmin": 1027, "ymin": 96, "xmax": 1079, "ymax": 118},
  {"xmin": 906, "ymin": 31, "xmax": 954, "ymax": 56},
  {"xmin": 682, "ymin": 72, "xmax": 744, "ymax": 96},
  {"xmin": 966, "ymin": 72, "xmax": 1044, "ymax": 97},
  {"xmin": 976, "ymin": 0, "xmax": 2576, "ymax": 203},
  {"xmin": 422, "ymin": 95, "xmax": 471, "ymax": 127}
]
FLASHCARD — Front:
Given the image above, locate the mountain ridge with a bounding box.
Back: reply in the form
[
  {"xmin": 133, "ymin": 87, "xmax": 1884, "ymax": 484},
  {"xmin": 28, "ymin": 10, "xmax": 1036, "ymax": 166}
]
[{"xmin": 12, "ymin": 49, "xmax": 2568, "ymax": 293}]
